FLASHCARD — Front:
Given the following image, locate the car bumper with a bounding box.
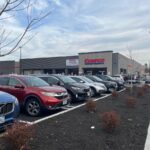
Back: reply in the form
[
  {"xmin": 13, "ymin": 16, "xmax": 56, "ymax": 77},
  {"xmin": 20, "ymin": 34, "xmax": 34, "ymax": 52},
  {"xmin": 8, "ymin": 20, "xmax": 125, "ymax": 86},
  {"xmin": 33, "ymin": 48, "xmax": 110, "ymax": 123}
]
[
  {"xmin": 75, "ymin": 91, "xmax": 90, "ymax": 101},
  {"xmin": 44, "ymin": 97, "xmax": 70, "ymax": 110},
  {"xmin": 0, "ymin": 116, "xmax": 14, "ymax": 130},
  {"xmin": 117, "ymin": 84, "xmax": 124, "ymax": 90},
  {"xmin": 107, "ymin": 86, "xmax": 118, "ymax": 92}
]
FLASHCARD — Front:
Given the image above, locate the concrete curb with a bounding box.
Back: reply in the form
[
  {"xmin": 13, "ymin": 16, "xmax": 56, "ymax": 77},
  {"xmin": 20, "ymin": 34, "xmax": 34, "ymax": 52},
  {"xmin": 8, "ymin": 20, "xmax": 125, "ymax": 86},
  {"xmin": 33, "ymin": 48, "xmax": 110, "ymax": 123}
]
[{"xmin": 144, "ymin": 123, "xmax": 150, "ymax": 150}]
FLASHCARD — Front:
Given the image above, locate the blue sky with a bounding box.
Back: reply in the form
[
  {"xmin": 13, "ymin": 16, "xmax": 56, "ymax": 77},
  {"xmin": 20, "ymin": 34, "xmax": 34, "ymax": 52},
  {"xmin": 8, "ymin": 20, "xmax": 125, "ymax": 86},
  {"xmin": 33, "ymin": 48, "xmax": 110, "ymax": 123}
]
[{"xmin": 1, "ymin": 0, "xmax": 150, "ymax": 64}]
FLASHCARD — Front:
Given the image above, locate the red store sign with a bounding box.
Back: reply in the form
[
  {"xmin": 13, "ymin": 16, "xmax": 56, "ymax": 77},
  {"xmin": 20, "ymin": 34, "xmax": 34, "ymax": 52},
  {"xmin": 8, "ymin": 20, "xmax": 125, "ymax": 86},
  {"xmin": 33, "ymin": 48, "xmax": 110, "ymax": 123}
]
[{"xmin": 84, "ymin": 58, "xmax": 105, "ymax": 65}]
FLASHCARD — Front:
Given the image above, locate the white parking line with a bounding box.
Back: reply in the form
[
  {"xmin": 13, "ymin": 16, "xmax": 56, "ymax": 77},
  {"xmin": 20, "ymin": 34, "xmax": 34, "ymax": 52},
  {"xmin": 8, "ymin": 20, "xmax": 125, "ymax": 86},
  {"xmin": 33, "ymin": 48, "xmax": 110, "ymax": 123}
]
[
  {"xmin": 30, "ymin": 89, "xmax": 125, "ymax": 125},
  {"xmin": 18, "ymin": 120, "xmax": 33, "ymax": 125},
  {"xmin": 32, "ymin": 94, "xmax": 112, "ymax": 125},
  {"xmin": 0, "ymin": 89, "xmax": 125, "ymax": 137},
  {"xmin": 0, "ymin": 120, "xmax": 33, "ymax": 138},
  {"xmin": 0, "ymin": 94, "xmax": 112, "ymax": 138}
]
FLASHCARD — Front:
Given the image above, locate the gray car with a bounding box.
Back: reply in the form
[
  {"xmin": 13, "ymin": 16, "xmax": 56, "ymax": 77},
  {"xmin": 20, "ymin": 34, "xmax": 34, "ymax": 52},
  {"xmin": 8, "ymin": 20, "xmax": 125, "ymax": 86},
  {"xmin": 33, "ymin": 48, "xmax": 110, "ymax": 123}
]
[{"xmin": 70, "ymin": 76, "xmax": 107, "ymax": 97}]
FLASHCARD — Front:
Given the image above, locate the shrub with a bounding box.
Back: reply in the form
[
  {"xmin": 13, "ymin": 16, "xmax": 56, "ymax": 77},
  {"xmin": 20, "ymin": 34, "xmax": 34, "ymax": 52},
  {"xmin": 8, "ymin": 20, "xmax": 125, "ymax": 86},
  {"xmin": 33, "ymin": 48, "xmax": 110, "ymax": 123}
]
[
  {"xmin": 142, "ymin": 84, "xmax": 149, "ymax": 91},
  {"xmin": 85, "ymin": 100, "xmax": 96, "ymax": 112},
  {"xmin": 4, "ymin": 122, "xmax": 34, "ymax": 150},
  {"xmin": 111, "ymin": 90, "xmax": 118, "ymax": 98},
  {"xmin": 126, "ymin": 87, "xmax": 131, "ymax": 93},
  {"xmin": 125, "ymin": 96, "xmax": 137, "ymax": 108},
  {"xmin": 100, "ymin": 111, "xmax": 120, "ymax": 133},
  {"xmin": 137, "ymin": 88, "xmax": 144, "ymax": 97}
]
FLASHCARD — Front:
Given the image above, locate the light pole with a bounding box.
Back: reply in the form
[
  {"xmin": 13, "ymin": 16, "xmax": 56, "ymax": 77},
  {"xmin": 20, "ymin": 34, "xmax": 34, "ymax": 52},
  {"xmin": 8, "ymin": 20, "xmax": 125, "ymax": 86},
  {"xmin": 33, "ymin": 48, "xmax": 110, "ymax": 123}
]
[
  {"xmin": 19, "ymin": 46, "xmax": 22, "ymax": 74},
  {"xmin": 127, "ymin": 48, "xmax": 134, "ymax": 94}
]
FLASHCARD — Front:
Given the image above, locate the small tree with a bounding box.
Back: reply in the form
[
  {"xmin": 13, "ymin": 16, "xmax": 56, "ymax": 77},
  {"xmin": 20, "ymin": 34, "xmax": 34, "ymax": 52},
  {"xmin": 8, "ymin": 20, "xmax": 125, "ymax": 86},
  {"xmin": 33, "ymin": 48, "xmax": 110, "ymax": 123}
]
[
  {"xmin": 4, "ymin": 122, "xmax": 35, "ymax": 150},
  {"xmin": 111, "ymin": 90, "xmax": 118, "ymax": 98},
  {"xmin": 0, "ymin": 0, "xmax": 51, "ymax": 57},
  {"xmin": 100, "ymin": 111, "xmax": 120, "ymax": 133},
  {"xmin": 85, "ymin": 100, "xmax": 96, "ymax": 113},
  {"xmin": 125, "ymin": 96, "xmax": 137, "ymax": 108}
]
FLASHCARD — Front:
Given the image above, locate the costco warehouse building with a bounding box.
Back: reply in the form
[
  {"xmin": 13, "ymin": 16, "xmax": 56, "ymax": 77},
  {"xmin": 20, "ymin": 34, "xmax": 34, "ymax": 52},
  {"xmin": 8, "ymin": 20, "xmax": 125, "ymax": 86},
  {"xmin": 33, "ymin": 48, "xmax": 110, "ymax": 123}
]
[
  {"xmin": 20, "ymin": 51, "xmax": 144, "ymax": 75},
  {"xmin": 0, "ymin": 51, "xmax": 144, "ymax": 75}
]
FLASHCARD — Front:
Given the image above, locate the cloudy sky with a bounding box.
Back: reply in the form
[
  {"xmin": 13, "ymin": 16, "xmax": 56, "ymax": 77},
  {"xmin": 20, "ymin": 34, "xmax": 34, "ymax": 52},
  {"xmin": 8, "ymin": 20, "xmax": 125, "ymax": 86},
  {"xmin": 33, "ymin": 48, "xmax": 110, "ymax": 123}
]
[{"xmin": 1, "ymin": 0, "xmax": 150, "ymax": 64}]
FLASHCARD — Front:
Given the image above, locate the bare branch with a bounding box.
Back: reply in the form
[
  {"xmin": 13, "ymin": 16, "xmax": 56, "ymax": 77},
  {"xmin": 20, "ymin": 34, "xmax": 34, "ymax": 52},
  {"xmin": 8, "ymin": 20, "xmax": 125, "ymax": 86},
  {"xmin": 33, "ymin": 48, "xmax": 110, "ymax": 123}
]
[
  {"xmin": 0, "ymin": 0, "xmax": 11, "ymax": 16},
  {"xmin": 0, "ymin": 0, "xmax": 52, "ymax": 57},
  {"xmin": 4, "ymin": 0, "xmax": 24, "ymax": 12}
]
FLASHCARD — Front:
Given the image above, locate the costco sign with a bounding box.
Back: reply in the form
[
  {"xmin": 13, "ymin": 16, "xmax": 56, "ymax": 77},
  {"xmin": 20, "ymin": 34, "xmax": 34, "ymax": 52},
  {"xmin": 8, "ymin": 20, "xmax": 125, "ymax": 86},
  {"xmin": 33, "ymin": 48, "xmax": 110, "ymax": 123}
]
[{"xmin": 84, "ymin": 58, "xmax": 105, "ymax": 65}]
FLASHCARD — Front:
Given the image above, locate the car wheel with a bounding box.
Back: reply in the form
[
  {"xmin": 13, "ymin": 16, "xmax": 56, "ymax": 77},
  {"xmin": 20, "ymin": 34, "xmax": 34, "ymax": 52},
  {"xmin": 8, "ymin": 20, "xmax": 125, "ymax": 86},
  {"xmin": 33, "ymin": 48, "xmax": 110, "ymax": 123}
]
[
  {"xmin": 68, "ymin": 92, "xmax": 74, "ymax": 102},
  {"xmin": 90, "ymin": 87, "xmax": 96, "ymax": 97},
  {"xmin": 25, "ymin": 97, "xmax": 42, "ymax": 116}
]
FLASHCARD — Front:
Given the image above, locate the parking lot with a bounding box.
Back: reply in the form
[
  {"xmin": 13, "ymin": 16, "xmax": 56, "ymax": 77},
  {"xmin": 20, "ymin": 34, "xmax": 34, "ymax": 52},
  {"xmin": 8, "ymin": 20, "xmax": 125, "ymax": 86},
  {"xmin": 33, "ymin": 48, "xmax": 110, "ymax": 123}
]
[{"xmin": 17, "ymin": 94, "xmax": 111, "ymax": 125}]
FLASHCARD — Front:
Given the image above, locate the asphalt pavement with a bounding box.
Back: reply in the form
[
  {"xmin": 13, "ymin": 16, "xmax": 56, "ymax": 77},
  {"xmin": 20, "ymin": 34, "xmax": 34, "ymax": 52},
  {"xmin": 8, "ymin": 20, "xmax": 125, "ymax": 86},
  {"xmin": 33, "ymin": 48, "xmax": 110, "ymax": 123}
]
[{"xmin": 17, "ymin": 95, "xmax": 102, "ymax": 123}]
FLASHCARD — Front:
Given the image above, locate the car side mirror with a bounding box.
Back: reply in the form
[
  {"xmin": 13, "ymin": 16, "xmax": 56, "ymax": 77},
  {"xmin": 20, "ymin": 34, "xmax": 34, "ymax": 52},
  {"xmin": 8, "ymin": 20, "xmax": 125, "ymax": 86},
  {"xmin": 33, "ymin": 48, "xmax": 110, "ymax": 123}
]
[
  {"xmin": 80, "ymin": 80, "xmax": 85, "ymax": 83},
  {"xmin": 14, "ymin": 84, "xmax": 24, "ymax": 89}
]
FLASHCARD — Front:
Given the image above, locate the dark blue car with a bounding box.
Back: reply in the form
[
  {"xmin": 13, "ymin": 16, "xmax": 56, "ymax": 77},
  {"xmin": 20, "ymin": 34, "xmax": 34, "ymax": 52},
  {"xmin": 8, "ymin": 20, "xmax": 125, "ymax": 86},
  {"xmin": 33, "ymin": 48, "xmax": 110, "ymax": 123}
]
[{"xmin": 0, "ymin": 91, "xmax": 20, "ymax": 130}]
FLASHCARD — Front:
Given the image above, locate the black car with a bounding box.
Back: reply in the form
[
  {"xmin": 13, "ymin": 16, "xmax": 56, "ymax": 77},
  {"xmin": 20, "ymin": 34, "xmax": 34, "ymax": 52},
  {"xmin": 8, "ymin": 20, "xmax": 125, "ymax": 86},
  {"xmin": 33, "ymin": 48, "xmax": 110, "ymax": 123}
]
[
  {"xmin": 96, "ymin": 75, "xmax": 124, "ymax": 90},
  {"xmin": 34, "ymin": 74, "xmax": 91, "ymax": 102},
  {"xmin": 85, "ymin": 75, "xmax": 117, "ymax": 92}
]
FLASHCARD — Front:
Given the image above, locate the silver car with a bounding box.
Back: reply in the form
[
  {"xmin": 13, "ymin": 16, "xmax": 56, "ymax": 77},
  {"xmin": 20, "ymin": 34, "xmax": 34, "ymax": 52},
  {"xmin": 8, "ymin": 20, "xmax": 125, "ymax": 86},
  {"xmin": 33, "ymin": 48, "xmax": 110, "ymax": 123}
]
[{"xmin": 70, "ymin": 76, "xmax": 107, "ymax": 97}]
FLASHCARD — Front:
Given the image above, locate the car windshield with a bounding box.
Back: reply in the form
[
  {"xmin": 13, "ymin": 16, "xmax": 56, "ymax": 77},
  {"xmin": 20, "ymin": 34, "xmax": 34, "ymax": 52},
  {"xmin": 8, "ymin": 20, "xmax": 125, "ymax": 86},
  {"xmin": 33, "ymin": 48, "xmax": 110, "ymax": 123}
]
[
  {"xmin": 58, "ymin": 76, "xmax": 77, "ymax": 83},
  {"xmin": 105, "ymin": 75, "xmax": 114, "ymax": 80},
  {"xmin": 80, "ymin": 76, "xmax": 94, "ymax": 83},
  {"xmin": 92, "ymin": 76, "xmax": 103, "ymax": 81},
  {"xmin": 112, "ymin": 76, "xmax": 121, "ymax": 80},
  {"xmin": 21, "ymin": 76, "xmax": 49, "ymax": 87},
  {"xmin": 98, "ymin": 75, "xmax": 107, "ymax": 80}
]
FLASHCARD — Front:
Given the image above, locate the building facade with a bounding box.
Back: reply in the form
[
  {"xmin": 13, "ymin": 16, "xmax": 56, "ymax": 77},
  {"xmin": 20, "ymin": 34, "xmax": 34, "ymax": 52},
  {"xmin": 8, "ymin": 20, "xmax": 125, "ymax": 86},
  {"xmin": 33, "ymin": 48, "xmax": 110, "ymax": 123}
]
[
  {"xmin": 0, "ymin": 61, "xmax": 19, "ymax": 74},
  {"xmin": 0, "ymin": 51, "xmax": 144, "ymax": 75},
  {"xmin": 21, "ymin": 56, "xmax": 79, "ymax": 75},
  {"xmin": 79, "ymin": 51, "xmax": 113, "ymax": 75}
]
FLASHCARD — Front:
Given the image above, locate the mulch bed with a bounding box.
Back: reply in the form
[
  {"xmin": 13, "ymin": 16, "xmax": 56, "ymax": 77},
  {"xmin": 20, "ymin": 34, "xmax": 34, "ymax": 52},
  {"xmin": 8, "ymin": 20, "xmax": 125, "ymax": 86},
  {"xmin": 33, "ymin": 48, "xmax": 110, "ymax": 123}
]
[{"xmin": 1, "ymin": 87, "xmax": 150, "ymax": 150}]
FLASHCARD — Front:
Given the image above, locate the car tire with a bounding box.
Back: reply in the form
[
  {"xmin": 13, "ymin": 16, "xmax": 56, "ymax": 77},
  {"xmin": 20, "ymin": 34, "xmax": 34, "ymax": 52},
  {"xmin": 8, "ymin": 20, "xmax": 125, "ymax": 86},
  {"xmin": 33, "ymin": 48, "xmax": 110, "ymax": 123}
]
[
  {"xmin": 25, "ymin": 97, "xmax": 42, "ymax": 117},
  {"xmin": 68, "ymin": 91, "xmax": 74, "ymax": 102},
  {"xmin": 90, "ymin": 87, "xmax": 96, "ymax": 97}
]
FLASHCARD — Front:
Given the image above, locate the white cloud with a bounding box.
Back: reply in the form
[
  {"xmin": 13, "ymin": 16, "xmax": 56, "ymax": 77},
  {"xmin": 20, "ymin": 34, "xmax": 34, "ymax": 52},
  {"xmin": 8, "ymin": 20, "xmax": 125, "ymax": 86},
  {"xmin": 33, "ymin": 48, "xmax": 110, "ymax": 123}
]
[
  {"xmin": 32, "ymin": 0, "xmax": 49, "ymax": 10},
  {"xmin": 1, "ymin": 0, "xmax": 150, "ymax": 65}
]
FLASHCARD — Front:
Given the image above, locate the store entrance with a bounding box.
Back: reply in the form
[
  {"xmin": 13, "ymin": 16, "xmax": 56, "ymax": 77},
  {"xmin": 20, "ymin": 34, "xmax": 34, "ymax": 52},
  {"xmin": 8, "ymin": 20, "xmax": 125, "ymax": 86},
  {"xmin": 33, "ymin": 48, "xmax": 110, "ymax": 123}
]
[
  {"xmin": 83, "ymin": 68, "xmax": 107, "ymax": 75},
  {"xmin": 44, "ymin": 69, "xmax": 52, "ymax": 74},
  {"xmin": 67, "ymin": 68, "xmax": 78, "ymax": 75}
]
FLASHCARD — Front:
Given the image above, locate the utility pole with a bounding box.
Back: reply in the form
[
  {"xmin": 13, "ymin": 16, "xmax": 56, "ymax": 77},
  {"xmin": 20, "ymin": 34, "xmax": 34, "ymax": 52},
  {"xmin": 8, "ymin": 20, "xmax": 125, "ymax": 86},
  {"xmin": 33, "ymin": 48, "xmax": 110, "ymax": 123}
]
[
  {"xmin": 149, "ymin": 60, "xmax": 150, "ymax": 76},
  {"xmin": 19, "ymin": 46, "xmax": 22, "ymax": 74}
]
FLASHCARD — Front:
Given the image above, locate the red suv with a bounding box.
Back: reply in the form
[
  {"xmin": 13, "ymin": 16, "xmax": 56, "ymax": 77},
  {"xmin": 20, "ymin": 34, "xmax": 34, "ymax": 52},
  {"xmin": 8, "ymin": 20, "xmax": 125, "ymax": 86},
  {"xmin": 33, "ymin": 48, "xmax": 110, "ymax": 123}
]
[{"xmin": 0, "ymin": 75, "xmax": 69, "ymax": 116}]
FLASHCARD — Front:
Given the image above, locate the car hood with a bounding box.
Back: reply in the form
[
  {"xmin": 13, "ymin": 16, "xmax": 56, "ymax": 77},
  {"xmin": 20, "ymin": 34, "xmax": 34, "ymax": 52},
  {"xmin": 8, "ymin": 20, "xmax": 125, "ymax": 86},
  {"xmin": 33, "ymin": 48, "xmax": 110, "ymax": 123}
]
[
  {"xmin": 93, "ymin": 82, "xmax": 105, "ymax": 86},
  {"xmin": 66, "ymin": 82, "xmax": 89, "ymax": 89},
  {"xmin": 83, "ymin": 82, "xmax": 105, "ymax": 88},
  {"xmin": 0, "ymin": 91, "xmax": 16, "ymax": 103},
  {"xmin": 32, "ymin": 86, "xmax": 67, "ymax": 93},
  {"xmin": 112, "ymin": 80, "xmax": 124, "ymax": 85}
]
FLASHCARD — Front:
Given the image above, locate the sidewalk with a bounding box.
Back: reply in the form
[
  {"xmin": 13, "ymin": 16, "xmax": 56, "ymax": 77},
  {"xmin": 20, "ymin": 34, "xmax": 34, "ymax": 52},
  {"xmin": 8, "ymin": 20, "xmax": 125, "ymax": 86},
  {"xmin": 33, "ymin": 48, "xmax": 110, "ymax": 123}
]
[{"xmin": 144, "ymin": 124, "xmax": 150, "ymax": 150}]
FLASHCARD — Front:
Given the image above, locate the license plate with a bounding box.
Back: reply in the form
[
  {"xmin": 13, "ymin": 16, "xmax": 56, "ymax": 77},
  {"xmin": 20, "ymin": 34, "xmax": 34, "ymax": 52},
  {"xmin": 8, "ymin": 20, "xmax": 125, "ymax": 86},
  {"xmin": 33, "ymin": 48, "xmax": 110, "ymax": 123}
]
[
  {"xmin": 0, "ymin": 116, "xmax": 5, "ymax": 124},
  {"xmin": 63, "ymin": 100, "xmax": 67, "ymax": 105}
]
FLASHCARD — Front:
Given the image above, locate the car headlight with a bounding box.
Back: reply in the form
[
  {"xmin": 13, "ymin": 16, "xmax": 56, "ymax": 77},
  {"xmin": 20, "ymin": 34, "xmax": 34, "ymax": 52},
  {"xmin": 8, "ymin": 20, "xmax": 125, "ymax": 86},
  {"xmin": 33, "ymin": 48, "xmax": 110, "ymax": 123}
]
[
  {"xmin": 41, "ymin": 92, "xmax": 57, "ymax": 97},
  {"xmin": 71, "ymin": 86, "xmax": 82, "ymax": 91},
  {"xmin": 14, "ymin": 98, "xmax": 19, "ymax": 105},
  {"xmin": 119, "ymin": 81, "xmax": 123, "ymax": 84}
]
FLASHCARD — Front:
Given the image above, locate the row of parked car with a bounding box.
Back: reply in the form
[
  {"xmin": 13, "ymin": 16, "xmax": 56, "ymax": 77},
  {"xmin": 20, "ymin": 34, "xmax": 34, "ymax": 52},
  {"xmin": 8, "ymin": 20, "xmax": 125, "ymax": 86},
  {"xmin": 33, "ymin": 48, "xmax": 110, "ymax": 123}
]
[{"xmin": 0, "ymin": 74, "xmax": 124, "ymax": 130}]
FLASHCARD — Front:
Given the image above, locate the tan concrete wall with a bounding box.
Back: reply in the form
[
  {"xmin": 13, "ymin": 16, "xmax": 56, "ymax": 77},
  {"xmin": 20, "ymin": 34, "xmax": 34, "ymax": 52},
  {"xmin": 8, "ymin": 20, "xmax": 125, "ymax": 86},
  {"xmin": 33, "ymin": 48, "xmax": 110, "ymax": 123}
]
[{"xmin": 117, "ymin": 53, "xmax": 144, "ymax": 75}]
